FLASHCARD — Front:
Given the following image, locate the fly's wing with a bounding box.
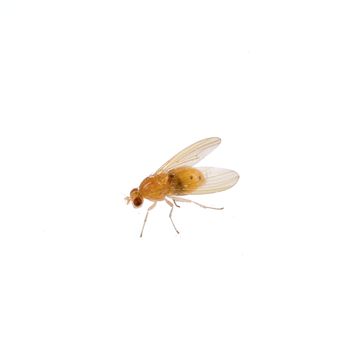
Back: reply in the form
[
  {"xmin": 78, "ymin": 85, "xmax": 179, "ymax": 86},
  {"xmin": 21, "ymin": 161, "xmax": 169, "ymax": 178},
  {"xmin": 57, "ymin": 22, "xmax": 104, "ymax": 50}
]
[
  {"xmin": 155, "ymin": 137, "xmax": 221, "ymax": 174},
  {"xmin": 188, "ymin": 167, "xmax": 239, "ymax": 195}
]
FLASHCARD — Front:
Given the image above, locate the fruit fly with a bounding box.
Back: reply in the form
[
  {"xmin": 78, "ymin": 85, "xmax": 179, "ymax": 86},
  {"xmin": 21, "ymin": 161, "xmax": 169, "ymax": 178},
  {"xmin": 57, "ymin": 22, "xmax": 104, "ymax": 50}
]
[{"xmin": 125, "ymin": 137, "xmax": 239, "ymax": 237}]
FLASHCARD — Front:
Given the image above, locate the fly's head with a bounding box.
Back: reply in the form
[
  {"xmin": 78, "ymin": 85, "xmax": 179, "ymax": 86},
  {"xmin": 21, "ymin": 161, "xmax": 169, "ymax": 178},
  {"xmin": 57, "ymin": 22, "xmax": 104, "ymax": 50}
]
[{"xmin": 125, "ymin": 188, "xmax": 144, "ymax": 208}]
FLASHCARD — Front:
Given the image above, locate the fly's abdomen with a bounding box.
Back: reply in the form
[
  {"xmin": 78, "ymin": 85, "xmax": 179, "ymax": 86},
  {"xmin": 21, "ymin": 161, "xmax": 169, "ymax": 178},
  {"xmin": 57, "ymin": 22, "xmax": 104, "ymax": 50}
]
[{"xmin": 167, "ymin": 167, "xmax": 205, "ymax": 195}]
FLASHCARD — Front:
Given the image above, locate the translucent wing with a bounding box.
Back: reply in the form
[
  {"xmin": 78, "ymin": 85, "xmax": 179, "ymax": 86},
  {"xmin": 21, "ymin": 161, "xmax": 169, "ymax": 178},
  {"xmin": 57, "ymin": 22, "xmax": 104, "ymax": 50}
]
[
  {"xmin": 188, "ymin": 167, "xmax": 239, "ymax": 195},
  {"xmin": 156, "ymin": 137, "xmax": 221, "ymax": 174}
]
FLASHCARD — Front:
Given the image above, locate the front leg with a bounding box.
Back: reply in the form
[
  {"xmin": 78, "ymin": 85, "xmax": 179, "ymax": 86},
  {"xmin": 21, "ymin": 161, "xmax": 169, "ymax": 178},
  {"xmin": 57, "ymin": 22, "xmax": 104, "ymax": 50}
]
[{"xmin": 140, "ymin": 202, "xmax": 157, "ymax": 237}]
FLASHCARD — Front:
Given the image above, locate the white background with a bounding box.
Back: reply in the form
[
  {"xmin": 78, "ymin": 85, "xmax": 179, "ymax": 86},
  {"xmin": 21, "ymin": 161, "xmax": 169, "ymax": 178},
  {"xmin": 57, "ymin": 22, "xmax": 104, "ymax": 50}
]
[{"xmin": 1, "ymin": 1, "xmax": 349, "ymax": 349}]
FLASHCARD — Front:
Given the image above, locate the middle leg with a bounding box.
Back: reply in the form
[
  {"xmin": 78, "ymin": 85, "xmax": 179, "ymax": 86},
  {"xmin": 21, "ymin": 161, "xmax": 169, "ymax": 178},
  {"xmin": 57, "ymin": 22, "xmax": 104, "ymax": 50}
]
[{"xmin": 165, "ymin": 198, "xmax": 180, "ymax": 234}]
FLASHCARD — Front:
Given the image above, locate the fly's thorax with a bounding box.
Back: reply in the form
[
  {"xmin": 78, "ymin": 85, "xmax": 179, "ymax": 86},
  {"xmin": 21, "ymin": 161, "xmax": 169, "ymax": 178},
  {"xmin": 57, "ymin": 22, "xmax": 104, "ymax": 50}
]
[
  {"xmin": 167, "ymin": 167, "xmax": 205, "ymax": 195},
  {"xmin": 139, "ymin": 173, "xmax": 170, "ymax": 201}
]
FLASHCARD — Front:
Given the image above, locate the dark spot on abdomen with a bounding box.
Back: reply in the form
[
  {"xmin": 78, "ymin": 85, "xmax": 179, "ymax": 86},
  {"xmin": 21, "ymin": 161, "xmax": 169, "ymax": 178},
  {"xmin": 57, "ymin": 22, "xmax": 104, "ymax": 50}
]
[{"xmin": 168, "ymin": 173, "xmax": 183, "ymax": 191}]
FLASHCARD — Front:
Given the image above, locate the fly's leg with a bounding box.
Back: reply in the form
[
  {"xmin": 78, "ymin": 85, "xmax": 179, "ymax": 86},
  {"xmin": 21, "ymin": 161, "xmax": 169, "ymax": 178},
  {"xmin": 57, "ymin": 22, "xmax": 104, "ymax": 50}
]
[
  {"xmin": 173, "ymin": 199, "xmax": 181, "ymax": 208},
  {"xmin": 165, "ymin": 198, "xmax": 180, "ymax": 234},
  {"xmin": 170, "ymin": 196, "xmax": 224, "ymax": 210},
  {"xmin": 140, "ymin": 202, "xmax": 157, "ymax": 238}
]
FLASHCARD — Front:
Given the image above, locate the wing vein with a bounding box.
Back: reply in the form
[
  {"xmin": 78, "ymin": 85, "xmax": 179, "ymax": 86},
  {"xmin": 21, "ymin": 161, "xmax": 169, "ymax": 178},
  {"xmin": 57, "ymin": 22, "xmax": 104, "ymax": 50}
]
[{"xmin": 156, "ymin": 137, "xmax": 221, "ymax": 174}]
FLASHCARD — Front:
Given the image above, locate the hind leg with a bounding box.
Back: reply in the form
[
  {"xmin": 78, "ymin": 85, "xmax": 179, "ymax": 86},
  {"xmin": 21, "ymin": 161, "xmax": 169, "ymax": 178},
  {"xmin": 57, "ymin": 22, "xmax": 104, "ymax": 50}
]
[{"xmin": 169, "ymin": 196, "xmax": 224, "ymax": 210}]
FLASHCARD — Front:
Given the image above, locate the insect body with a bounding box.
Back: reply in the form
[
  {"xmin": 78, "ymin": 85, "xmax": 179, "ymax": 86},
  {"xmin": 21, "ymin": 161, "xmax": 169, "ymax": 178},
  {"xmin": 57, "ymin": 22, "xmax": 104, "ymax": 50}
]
[{"xmin": 125, "ymin": 137, "xmax": 239, "ymax": 237}]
